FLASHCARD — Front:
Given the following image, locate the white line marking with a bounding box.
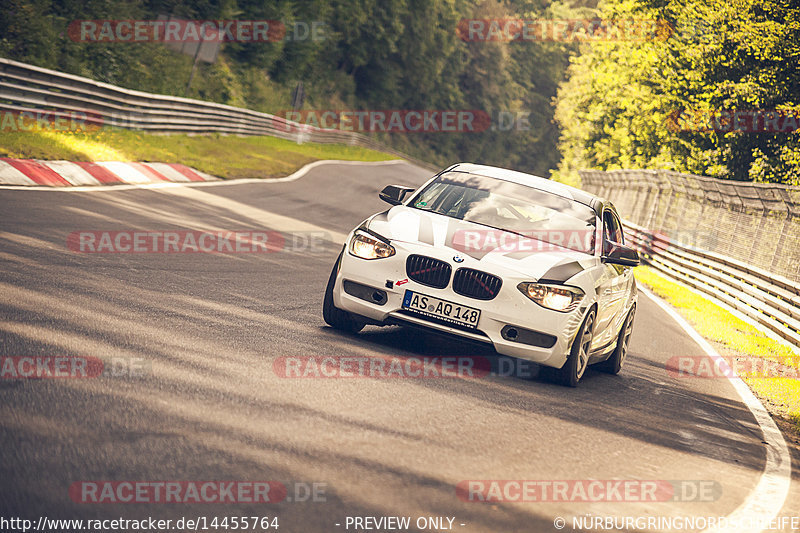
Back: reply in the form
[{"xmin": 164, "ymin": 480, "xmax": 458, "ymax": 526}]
[
  {"xmin": 639, "ymin": 285, "xmax": 791, "ymax": 533},
  {"xmin": 0, "ymin": 159, "xmax": 411, "ymax": 192},
  {"xmin": 153, "ymin": 185, "xmax": 349, "ymax": 244}
]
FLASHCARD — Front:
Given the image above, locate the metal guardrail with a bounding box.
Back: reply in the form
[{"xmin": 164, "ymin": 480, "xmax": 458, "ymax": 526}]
[
  {"xmin": 580, "ymin": 169, "xmax": 800, "ymax": 283},
  {"xmin": 0, "ymin": 57, "xmax": 438, "ymax": 172},
  {"xmin": 579, "ymin": 167, "xmax": 800, "ymax": 348},
  {"xmin": 624, "ymin": 221, "xmax": 800, "ymax": 347}
]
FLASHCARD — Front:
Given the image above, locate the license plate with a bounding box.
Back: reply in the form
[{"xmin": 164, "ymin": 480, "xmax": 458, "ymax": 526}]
[{"xmin": 402, "ymin": 290, "xmax": 481, "ymax": 329}]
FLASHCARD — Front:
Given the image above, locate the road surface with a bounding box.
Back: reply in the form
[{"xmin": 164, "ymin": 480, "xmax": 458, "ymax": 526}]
[{"xmin": 1, "ymin": 161, "xmax": 798, "ymax": 532}]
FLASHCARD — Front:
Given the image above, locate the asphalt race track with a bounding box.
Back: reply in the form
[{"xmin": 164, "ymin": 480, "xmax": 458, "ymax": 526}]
[{"xmin": 1, "ymin": 161, "xmax": 799, "ymax": 532}]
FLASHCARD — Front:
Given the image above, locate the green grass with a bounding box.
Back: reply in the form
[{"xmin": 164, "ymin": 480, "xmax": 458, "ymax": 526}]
[
  {"xmin": 0, "ymin": 128, "xmax": 395, "ymax": 180},
  {"xmin": 635, "ymin": 265, "xmax": 800, "ymax": 434}
]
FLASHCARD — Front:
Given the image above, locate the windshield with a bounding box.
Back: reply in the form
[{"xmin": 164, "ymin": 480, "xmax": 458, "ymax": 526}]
[{"xmin": 410, "ymin": 172, "xmax": 596, "ymax": 253}]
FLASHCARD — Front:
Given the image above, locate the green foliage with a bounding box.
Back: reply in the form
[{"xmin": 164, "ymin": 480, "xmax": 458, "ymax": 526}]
[
  {"xmin": 554, "ymin": 0, "xmax": 800, "ymax": 185},
  {"xmin": 9, "ymin": 0, "xmax": 788, "ymax": 182},
  {"xmin": 0, "ymin": 0, "xmax": 586, "ymax": 177},
  {"xmin": 0, "ymin": 128, "xmax": 394, "ymax": 179}
]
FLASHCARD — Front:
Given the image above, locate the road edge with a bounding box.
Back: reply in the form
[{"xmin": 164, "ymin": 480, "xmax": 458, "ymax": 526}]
[
  {"xmin": 0, "ymin": 159, "xmax": 418, "ymax": 192},
  {"xmin": 640, "ymin": 286, "xmax": 791, "ymax": 533}
]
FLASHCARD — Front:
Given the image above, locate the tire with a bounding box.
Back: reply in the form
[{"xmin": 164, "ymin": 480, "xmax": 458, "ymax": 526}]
[
  {"xmin": 555, "ymin": 308, "xmax": 596, "ymax": 387},
  {"xmin": 597, "ymin": 305, "xmax": 635, "ymax": 375},
  {"xmin": 322, "ymin": 252, "xmax": 365, "ymax": 333}
]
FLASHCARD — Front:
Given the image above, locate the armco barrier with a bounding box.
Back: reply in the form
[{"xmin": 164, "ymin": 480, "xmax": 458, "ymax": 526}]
[
  {"xmin": 0, "ymin": 57, "xmax": 438, "ymax": 172},
  {"xmin": 579, "ymin": 169, "xmax": 800, "ymax": 349},
  {"xmin": 625, "ymin": 220, "xmax": 800, "ymax": 347}
]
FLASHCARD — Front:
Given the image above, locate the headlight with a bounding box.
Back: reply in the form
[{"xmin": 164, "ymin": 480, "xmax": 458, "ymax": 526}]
[
  {"xmin": 517, "ymin": 282, "xmax": 584, "ymax": 312},
  {"xmin": 349, "ymin": 230, "xmax": 395, "ymax": 260}
]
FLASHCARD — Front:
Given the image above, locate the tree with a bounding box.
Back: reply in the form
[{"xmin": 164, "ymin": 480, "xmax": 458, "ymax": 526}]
[{"xmin": 554, "ymin": 0, "xmax": 800, "ymax": 184}]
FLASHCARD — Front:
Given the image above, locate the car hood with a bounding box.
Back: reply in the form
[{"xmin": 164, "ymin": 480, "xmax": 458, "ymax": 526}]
[{"xmin": 366, "ymin": 206, "xmax": 594, "ymax": 281}]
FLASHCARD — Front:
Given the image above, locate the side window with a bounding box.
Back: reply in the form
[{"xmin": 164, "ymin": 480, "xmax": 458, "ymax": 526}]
[
  {"xmin": 613, "ymin": 212, "xmax": 625, "ymax": 244},
  {"xmin": 603, "ymin": 210, "xmax": 624, "ymax": 244}
]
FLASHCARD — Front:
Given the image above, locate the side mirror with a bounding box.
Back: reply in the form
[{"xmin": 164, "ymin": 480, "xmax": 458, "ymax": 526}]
[
  {"xmin": 601, "ymin": 241, "xmax": 640, "ymax": 266},
  {"xmin": 379, "ymin": 184, "xmax": 415, "ymax": 206}
]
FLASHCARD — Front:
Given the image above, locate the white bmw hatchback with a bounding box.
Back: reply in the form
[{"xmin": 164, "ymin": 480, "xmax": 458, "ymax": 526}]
[{"xmin": 323, "ymin": 163, "xmax": 639, "ymax": 386}]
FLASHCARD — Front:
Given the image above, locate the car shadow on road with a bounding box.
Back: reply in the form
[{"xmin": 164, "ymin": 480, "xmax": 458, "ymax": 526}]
[{"xmin": 324, "ymin": 322, "xmax": 778, "ymax": 479}]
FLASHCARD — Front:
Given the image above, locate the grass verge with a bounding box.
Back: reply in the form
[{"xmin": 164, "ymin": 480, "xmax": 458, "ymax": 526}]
[
  {"xmin": 0, "ymin": 129, "xmax": 396, "ymax": 180},
  {"xmin": 635, "ymin": 265, "xmax": 800, "ymax": 436}
]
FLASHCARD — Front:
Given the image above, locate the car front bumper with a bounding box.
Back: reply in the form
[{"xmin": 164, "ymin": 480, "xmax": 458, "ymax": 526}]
[{"xmin": 332, "ymin": 242, "xmax": 590, "ymax": 369}]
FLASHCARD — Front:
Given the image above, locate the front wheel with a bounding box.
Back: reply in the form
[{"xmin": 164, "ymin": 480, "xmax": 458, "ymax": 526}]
[
  {"xmin": 555, "ymin": 308, "xmax": 596, "ymax": 387},
  {"xmin": 322, "ymin": 252, "xmax": 365, "ymax": 333},
  {"xmin": 597, "ymin": 305, "xmax": 635, "ymax": 375}
]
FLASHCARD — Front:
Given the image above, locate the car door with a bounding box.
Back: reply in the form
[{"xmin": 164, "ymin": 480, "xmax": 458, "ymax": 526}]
[
  {"xmin": 592, "ymin": 209, "xmax": 628, "ymax": 349},
  {"xmin": 605, "ymin": 209, "xmax": 632, "ymax": 336}
]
